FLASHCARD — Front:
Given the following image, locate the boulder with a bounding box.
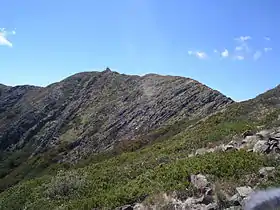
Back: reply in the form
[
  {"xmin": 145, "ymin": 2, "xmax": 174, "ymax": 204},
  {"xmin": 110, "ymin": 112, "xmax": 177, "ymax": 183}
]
[
  {"xmin": 207, "ymin": 148, "xmax": 216, "ymax": 153},
  {"xmin": 189, "ymin": 203, "xmax": 218, "ymax": 210},
  {"xmin": 223, "ymin": 144, "xmax": 238, "ymax": 151},
  {"xmin": 190, "ymin": 174, "xmax": 210, "ymax": 190},
  {"xmin": 236, "ymin": 186, "xmax": 253, "ymax": 198},
  {"xmin": 273, "ymin": 131, "xmax": 280, "ymax": 139},
  {"xmin": 205, "ymin": 203, "xmax": 218, "ymax": 210},
  {"xmin": 273, "ymin": 147, "xmax": 280, "ymax": 153},
  {"xmin": 229, "ymin": 193, "xmax": 242, "ymax": 206},
  {"xmin": 223, "ymin": 141, "xmax": 239, "ymax": 151},
  {"xmin": 225, "ymin": 206, "xmax": 242, "ymax": 210},
  {"xmin": 188, "ymin": 153, "xmax": 194, "ymax": 158},
  {"xmin": 256, "ymin": 130, "xmax": 272, "ymax": 139},
  {"xmin": 259, "ymin": 167, "xmax": 275, "ymax": 178},
  {"xmin": 116, "ymin": 205, "xmax": 134, "ymax": 210},
  {"xmin": 133, "ymin": 203, "xmax": 144, "ymax": 210},
  {"xmin": 195, "ymin": 148, "xmax": 208, "ymax": 156},
  {"xmin": 253, "ymin": 140, "xmax": 269, "ymax": 153},
  {"xmin": 242, "ymin": 135, "xmax": 259, "ymax": 145},
  {"xmin": 242, "ymin": 130, "xmax": 254, "ymax": 138}
]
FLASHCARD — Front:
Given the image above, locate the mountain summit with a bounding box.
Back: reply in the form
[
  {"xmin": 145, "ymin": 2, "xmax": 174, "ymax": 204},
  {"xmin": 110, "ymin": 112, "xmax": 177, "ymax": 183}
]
[{"xmin": 0, "ymin": 69, "xmax": 233, "ymax": 163}]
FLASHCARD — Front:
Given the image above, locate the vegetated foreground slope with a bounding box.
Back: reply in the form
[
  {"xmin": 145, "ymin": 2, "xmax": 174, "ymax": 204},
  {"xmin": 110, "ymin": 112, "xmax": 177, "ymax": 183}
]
[{"xmin": 1, "ymin": 70, "xmax": 280, "ymax": 209}]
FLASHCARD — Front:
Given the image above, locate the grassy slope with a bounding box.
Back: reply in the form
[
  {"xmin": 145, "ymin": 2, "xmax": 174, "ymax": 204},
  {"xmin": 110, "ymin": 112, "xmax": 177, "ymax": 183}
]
[{"xmin": 2, "ymin": 97, "xmax": 280, "ymax": 209}]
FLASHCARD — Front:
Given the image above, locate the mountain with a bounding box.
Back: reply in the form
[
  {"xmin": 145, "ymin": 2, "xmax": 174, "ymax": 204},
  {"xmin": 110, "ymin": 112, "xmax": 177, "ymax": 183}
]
[
  {"xmin": 0, "ymin": 68, "xmax": 232, "ymax": 162},
  {"xmin": 1, "ymin": 69, "xmax": 280, "ymax": 209}
]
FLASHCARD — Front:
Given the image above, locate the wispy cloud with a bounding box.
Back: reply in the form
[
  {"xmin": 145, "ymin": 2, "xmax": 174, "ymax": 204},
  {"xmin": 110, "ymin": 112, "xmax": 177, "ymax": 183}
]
[
  {"xmin": 221, "ymin": 49, "xmax": 229, "ymax": 58},
  {"xmin": 264, "ymin": 47, "xmax": 272, "ymax": 52},
  {"xmin": 235, "ymin": 46, "xmax": 243, "ymax": 51},
  {"xmin": 235, "ymin": 36, "xmax": 251, "ymax": 42},
  {"xmin": 189, "ymin": 35, "xmax": 271, "ymax": 62},
  {"xmin": 188, "ymin": 50, "xmax": 207, "ymax": 59},
  {"xmin": 0, "ymin": 28, "xmax": 16, "ymax": 47},
  {"xmin": 234, "ymin": 36, "xmax": 251, "ymax": 53},
  {"xmin": 253, "ymin": 51, "xmax": 262, "ymax": 60},
  {"xmin": 233, "ymin": 35, "xmax": 259, "ymax": 61},
  {"xmin": 234, "ymin": 55, "xmax": 245, "ymax": 61},
  {"xmin": 196, "ymin": 51, "xmax": 207, "ymax": 59}
]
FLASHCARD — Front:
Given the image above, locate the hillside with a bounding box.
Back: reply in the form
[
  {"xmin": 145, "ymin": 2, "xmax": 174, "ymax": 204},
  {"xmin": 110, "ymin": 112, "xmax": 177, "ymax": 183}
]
[
  {"xmin": 0, "ymin": 69, "xmax": 233, "ymax": 180},
  {"xmin": 1, "ymin": 69, "xmax": 280, "ymax": 209}
]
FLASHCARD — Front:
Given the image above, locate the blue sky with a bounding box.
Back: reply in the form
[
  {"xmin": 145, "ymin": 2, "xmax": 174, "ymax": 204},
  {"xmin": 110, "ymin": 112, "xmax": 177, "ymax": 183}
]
[{"xmin": 0, "ymin": 0, "xmax": 279, "ymax": 101}]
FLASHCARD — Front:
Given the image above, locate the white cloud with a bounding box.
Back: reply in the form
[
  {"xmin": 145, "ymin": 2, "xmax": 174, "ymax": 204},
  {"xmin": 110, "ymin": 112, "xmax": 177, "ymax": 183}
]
[
  {"xmin": 196, "ymin": 51, "xmax": 207, "ymax": 59},
  {"xmin": 213, "ymin": 49, "xmax": 218, "ymax": 53},
  {"xmin": 0, "ymin": 28, "xmax": 15, "ymax": 47},
  {"xmin": 235, "ymin": 36, "xmax": 251, "ymax": 42},
  {"xmin": 221, "ymin": 49, "xmax": 229, "ymax": 57},
  {"xmin": 235, "ymin": 46, "xmax": 243, "ymax": 51},
  {"xmin": 188, "ymin": 50, "xmax": 193, "ymax": 55},
  {"xmin": 188, "ymin": 50, "xmax": 207, "ymax": 59},
  {"xmin": 253, "ymin": 51, "xmax": 262, "ymax": 60},
  {"xmin": 264, "ymin": 47, "xmax": 272, "ymax": 52},
  {"xmin": 0, "ymin": 35, "xmax": 12, "ymax": 47},
  {"xmin": 234, "ymin": 36, "xmax": 252, "ymax": 54},
  {"xmin": 264, "ymin": 37, "xmax": 270, "ymax": 41},
  {"xmin": 235, "ymin": 55, "xmax": 244, "ymax": 60}
]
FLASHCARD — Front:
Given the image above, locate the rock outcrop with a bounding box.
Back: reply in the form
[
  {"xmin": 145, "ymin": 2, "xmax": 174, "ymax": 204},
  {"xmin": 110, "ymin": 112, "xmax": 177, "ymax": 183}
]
[
  {"xmin": 0, "ymin": 69, "xmax": 233, "ymax": 162},
  {"xmin": 119, "ymin": 174, "xmax": 260, "ymax": 210},
  {"xmin": 192, "ymin": 127, "xmax": 280, "ymax": 157}
]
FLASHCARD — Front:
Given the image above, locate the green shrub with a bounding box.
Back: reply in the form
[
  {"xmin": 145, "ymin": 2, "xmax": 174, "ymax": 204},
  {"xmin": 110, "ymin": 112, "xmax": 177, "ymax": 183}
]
[{"xmin": 43, "ymin": 170, "xmax": 88, "ymax": 199}]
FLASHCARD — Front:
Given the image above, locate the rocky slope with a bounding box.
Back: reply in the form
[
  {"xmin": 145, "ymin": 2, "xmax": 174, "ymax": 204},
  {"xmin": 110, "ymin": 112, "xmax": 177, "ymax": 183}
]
[
  {"xmin": 2, "ymin": 69, "xmax": 280, "ymax": 209},
  {"xmin": 0, "ymin": 68, "xmax": 233, "ymax": 163}
]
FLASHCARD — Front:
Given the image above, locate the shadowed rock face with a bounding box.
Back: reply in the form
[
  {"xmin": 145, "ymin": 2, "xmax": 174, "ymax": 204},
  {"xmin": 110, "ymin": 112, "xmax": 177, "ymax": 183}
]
[{"xmin": 0, "ymin": 69, "xmax": 234, "ymax": 162}]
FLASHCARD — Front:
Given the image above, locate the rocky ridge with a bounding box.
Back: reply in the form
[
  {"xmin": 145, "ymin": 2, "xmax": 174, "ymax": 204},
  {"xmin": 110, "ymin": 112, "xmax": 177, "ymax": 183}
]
[{"xmin": 0, "ymin": 69, "xmax": 233, "ymax": 163}]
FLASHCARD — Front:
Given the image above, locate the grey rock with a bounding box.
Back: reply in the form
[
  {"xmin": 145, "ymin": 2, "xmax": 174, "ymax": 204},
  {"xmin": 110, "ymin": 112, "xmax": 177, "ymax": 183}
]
[
  {"xmin": 195, "ymin": 148, "xmax": 208, "ymax": 156},
  {"xmin": 273, "ymin": 131, "xmax": 280, "ymax": 139},
  {"xmin": 188, "ymin": 153, "xmax": 194, "ymax": 158},
  {"xmin": 242, "ymin": 130, "xmax": 254, "ymax": 138},
  {"xmin": 205, "ymin": 203, "xmax": 218, "ymax": 210},
  {"xmin": 132, "ymin": 203, "xmax": 144, "ymax": 210},
  {"xmin": 236, "ymin": 186, "xmax": 253, "ymax": 198},
  {"xmin": 229, "ymin": 193, "xmax": 242, "ymax": 206},
  {"xmin": 273, "ymin": 147, "xmax": 280, "ymax": 153},
  {"xmin": 183, "ymin": 202, "xmax": 218, "ymax": 210},
  {"xmin": 259, "ymin": 167, "xmax": 275, "ymax": 177},
  {"xmin": 242, "ymin": 135, "xmax": 259, "ymax": 145},
  {"xmin": 117, "ymin": 205, "xmax": 134, "ymax": 210},
  {"xmin": 190, "ymin": 174, "xmax": 210, "ymax": 190},
  {"xmin": 205, "ymin": 187, "xmax": 213, "ymax": 196},
  {"xmin": 256, "ymin": 130, "xmax": 272, "ymax": 139},
  {"xmin": 225, "ymin": 206, "xmax": 242, "ymax": 210},
  {"xmin": 207, "ymin": 148, "xmax": 215, "ymax": 153},
  {"xmin": 224, "ymin": 144, "xmax": 237, "ymax": 151},
  {"xmin": 223, "ymin": 141, "xmax": 239, "ymax": 151},
  {"xmin": 253, "ymin": 140, "xmax": 269, "ymax": 153}
]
